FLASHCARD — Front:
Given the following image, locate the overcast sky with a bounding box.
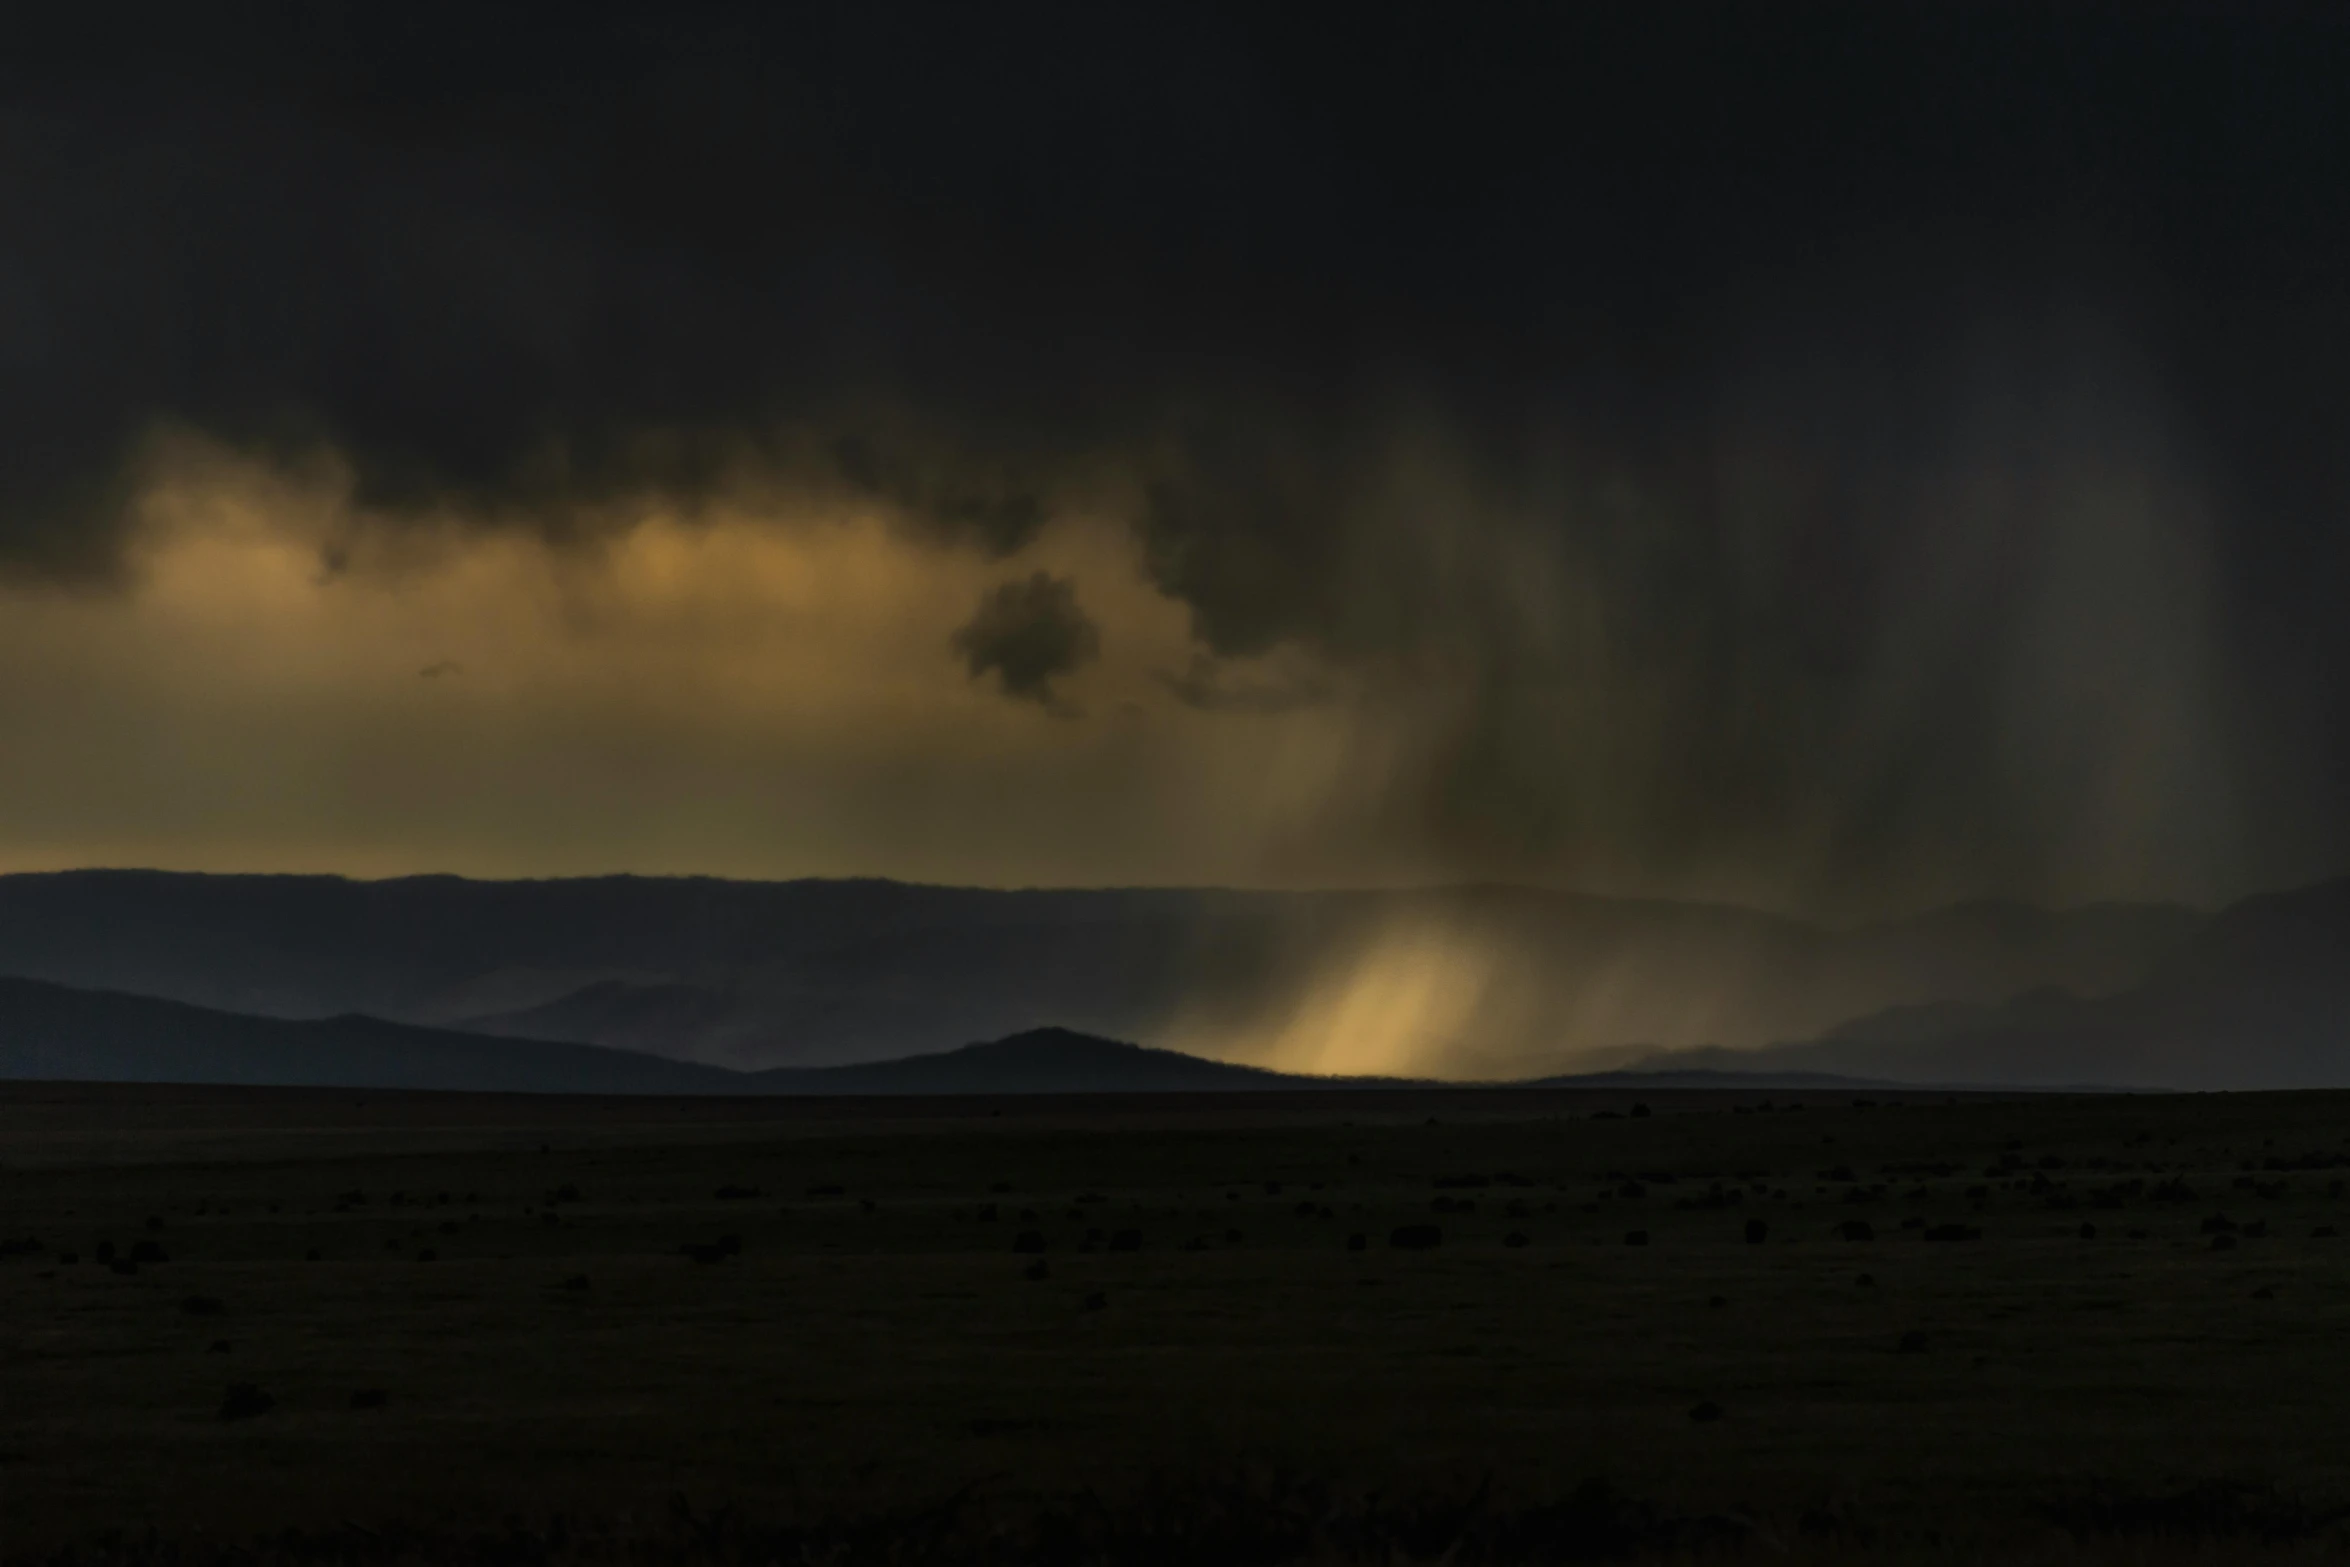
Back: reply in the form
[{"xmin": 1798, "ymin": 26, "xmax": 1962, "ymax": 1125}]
[{"xmin": 4, "ymin": 4, "xmax": 2348, "ymax": 915}]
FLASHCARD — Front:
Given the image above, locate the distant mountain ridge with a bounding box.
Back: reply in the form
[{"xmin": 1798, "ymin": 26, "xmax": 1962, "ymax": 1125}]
[
  {"xmin": 0, "ymin": 975, "xmax": 740, "ymax": 1095},
  {"xmin": 1632, "ymin": 875, "xmax": 2350, "ymax": 1090},
  {"xmin": 0, "ymin": 979, "xmax": 1376, "ymax": 1096},
  {"xmin": 0, "ymin": 870, "xmax": 2200, "ymax": 1075},
  {"xmin": 7, "ymin": 863, "xmax": 2348, "ymax": 1093}
]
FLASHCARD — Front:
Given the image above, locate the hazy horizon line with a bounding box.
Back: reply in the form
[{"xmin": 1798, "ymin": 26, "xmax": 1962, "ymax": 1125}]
[{"xmin": 0, "ymin": 859, "xmax": 2286, "ymax": 928}]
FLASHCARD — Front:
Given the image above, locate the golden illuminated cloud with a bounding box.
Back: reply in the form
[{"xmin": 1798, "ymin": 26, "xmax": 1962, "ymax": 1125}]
[{"xmin": 0, "ymin": 432, "xmax": 1388, "ymax": 891}]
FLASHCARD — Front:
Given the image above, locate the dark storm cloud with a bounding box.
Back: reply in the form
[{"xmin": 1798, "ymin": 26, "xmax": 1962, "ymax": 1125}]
[
  {"xmin": 4, "ymin": 3, "xmax": 2350, "ymax": 897},
  {"xmin": 952, "ymin": 571, "xmax": 1102, "ymax": 709},
  {"xmin": 829, "ymin": 437, "xmax": 1047, "ymax": 558}
]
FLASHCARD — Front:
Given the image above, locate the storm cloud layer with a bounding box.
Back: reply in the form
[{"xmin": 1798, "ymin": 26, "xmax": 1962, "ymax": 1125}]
[{"xmin": 4, "ymin": 4, "xmax": 2349, "ymax": 909}]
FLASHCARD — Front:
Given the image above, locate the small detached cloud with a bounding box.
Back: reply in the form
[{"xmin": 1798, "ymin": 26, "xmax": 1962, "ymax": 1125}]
[{"xmin": 952, "ymin": 571, "xmax": 1102, "ymax": 712}]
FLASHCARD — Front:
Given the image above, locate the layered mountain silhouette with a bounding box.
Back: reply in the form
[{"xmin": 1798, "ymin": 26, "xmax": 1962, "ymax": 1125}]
[
  {"xmin": 2, "ymin": 869, "xmax": 2342, "ymax": 1091},
  {"xmin": 0, "ymin": 975, "xmax": 741, "ymax": 1095},
  {"xmin": 1630, "ymin": 877, "xmax": 2350, "ymax": 1089},
  {"xmin": 0, "ymin": 871, "xmax": 2198, "ymax": 1074},
  {"xmin": 0, "ymin": 979, "xmax": 1354, "ymax": 1095},
  {"xmin": 0, "ymin": 873, "xmax": 2344, "ymax": 1092}
]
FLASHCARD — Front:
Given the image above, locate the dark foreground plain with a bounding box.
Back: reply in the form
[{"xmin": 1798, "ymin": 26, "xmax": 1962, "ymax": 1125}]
[{"xmin": 8, "ymin": 1084, "xmax": 2350, "ymax": 1563}]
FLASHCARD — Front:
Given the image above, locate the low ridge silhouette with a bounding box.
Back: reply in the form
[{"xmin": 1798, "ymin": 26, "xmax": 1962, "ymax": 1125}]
[{"xmin": 0, "ymin": 981, "xmax": 1372, "ymax": 1095}]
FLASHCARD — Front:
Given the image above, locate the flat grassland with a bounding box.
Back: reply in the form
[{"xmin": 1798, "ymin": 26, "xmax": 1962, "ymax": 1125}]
[{"xmin": 6, "ymin": 1081, "xmax": 2350, "ymax": 1563}]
